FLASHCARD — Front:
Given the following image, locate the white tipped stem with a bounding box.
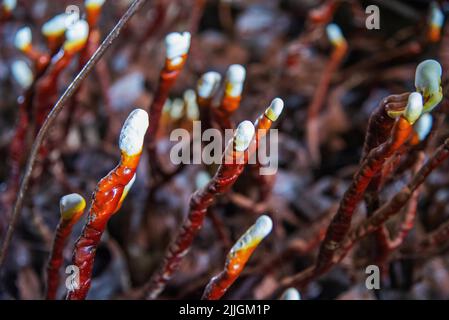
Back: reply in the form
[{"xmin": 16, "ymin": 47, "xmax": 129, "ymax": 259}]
[
  {"xmin": 11, "ymin": 60, "xmax": 33, "ymax": 89},
  {"xmin": 85, "ymin": 0, "xmax": 106, "ymax": 8},
  {"xmin": 429, "ymin": 2, "xmax": 444, "ymax": 28},
  {"xmin": 414, "ymin": 113, "xmax": 433, "ymax": 141},
  {"xmin": 165, "ymin": 32, "xmax": 191, "ymax": 63},
  {"xmin": 60, "ymin": 193, "xmax": 86, "ymax": 219},
  {"xmin": 229, "ymin": 215, "xmax": 273, "ymax": 256},
  {"xmin": 119, "ymin": 108, "xmax": 149, "ymax": 155},
  {"xmin": 404, "ymin": 92, "xmax": 423, "ymax": 124},
  {"xmin": 265, "ymin": 98, "xmax": 284, "ymax": 121},
  {"xmin": 415, "ymin": 59, "xmax": 443, "ymax": 112},
  {"xmin": 326, "ymin": 23, "xmax": 345, "ymax": 46},
  {"xmin": 197, "ymin": 71, "xmax": 222, "ymax": 99},
  {"xmin": 251, "ymin": 215, "xmax": 273, "ymax": 240},
  {"xmin": 234, "ymin": 120, "xmax": 255, "ymax": 152},
  {"xmin": 14, "ymin": 27, "xmax": 32, "ymax": 51},
  {"xmin": 63, "ymin": 19, "xmax": 89, "ymax": 52},
  {"xmin": 280, "ymin": 288, "xmax": 301, "ymax": 300},
  {"xmin": 42, "ymin": 13, "xmax": 68, "ymax": 37},
  {"xmin": 225, "ymin": 64, "xmax": 246, "ymax": 97},
  {"xmin": 2, "ymin": 0, "xmax": 16, "ymax": 12}
]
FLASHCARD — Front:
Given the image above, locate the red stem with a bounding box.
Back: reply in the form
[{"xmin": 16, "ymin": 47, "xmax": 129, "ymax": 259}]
[{"xmin": 67, "ymin": 153, "xmax": 140, "ymax": 300}]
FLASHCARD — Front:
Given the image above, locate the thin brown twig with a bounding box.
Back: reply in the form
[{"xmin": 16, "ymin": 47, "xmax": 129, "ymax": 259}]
[{"xmin": 0, "ymin": 0, "xmax": 148, "ymax": 269}]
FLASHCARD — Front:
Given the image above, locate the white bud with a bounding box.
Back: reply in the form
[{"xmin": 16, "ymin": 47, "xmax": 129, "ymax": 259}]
[
  {"xmin": 11, "ymin": 60, "xmax": 33, "ymax": 89},
  {"xmin": 225, "ymin": 64, "xmax": 246, "ymax": 97},
  {"xmin": 63, "ymin": 19, "xmax": 89, "ymax": 52},
  {"xmin": 85, "ymin": 0, "xmax": 106, "ymax": 9},
  {"xmin": 229, "ymin": 215, "xmax": 273, "ymax": 255},
  {"xmin": 264, "ymin": 98, "xmax": 284, "ymax": 121},
  {"xmin": 280, "ymin": 288, "xmax": 301, "ymax": 300},
  {"xmin": 415, "ymin": 59, "xmax": 443, "ymax": 112},
  {"xmin": 170, "ymin": 98, "xmax": 184, "ymax": 120},
  {"xmin": 165, "ymin": 32, "xmax": 191, "ymax": 60},
  {"xmin": 119, "ymin": 108, "xmax": 149, "ymax": 155},
  {"xmin": 60, "ymin": 193, "xmax": 86, "ymax": 219},
  {"xmin": 234, "ymin": 120, "xmax": 255, "ymax": 152},
  {"xmin": 326, "ymin": 23, "xmax": 344, "ymax": 46},
  {"xmin": 197, "ymin": 71, "xmax": 221, "ymax": 99},
  {"xmin": 429, "ymin": 2, "xmax": 444, "ymax": 28},
  {"xmin": 184, "ymin": 89, "xmax": 199, "ymax": 120},
  {"xmin": 14, "ymin": 27, "xmax": 32, "ymax": 51},
  {"xmin": 2, "ymin": 0, "xmax": 16, "ymax": 12},
  {"xmin": 42, "ymin": 13, "xmax": 68, "ymax": 37},
  {"xmin": 404, "ymin": 92, "xmax": 423, "ymax": 124}
]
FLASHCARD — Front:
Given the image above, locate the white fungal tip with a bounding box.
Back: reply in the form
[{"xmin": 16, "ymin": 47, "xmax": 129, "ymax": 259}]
[
  {"xmin": 63, "ymin": 19, "xmax": 89, "ymax": 52},
  {"xmin": 165, "ymin": 31, "xmax": 191, "ymax": 60},
  {"xmin": 85, "ymin": 0, "xmax": 106, "ymax": 9},
  {"xmin": 184, "ymin": 89, "xmax": 199, "ymax": 120},
  {"xmin": 42, "ymin": 13, "xmax": 68, "ymax": 37},
  {"xmin": 170, "ymin": 98, "xmax": 185, "ymax": 120},
  {"xmin": 14, "ymin": 27, "xmax": 32, "ymax": 51},
  {"xmin": 2, "ymin": 0, "xmax": 16, "ymax": 12},
  {"xmin": 227, "ymin": 64, "xmax": 246, "ymax": 84},
  {"xmin": 225, "ymin": 64, "xmax": 246, "ymax": 97},
  {"xmin": 229, "ymin": 215, "xmax": 273, "ymax": 257},
  {"xmin": 11, "ymin": 60, "xmax": 33, "ymax": 89},
  {"xmin": 195, "ymin": 171, "xmax": 211, "ymax": 189},
  {"xmin": 197, "ymin": 71, "xmax": 222, "ymax": 99},
  {"xmin": 119, "ymin": 108, "xmax": 149, "ymax": 155},
  {"xmin": 234, "ymin": 120, "xmax": 255, "ymax": 152},
  {"xmin": 265, "ymin": 97, "xmax": 284, "ymax": 121},
  {"xmin": 404, "ymin": 92, "xmax": 423, "ymax": 124},
  {"xmin": 414, "ymin": 113, "xmax": 433, "ymax": 141},
  {"xmin": 280, "ymin": 288, "xmax": 301, "ymax": 300},
  {"xmin": 60, "ymin": 193, "xmax": 86, "ymax": 220},
  {"xmin": 429, "ymin": 2, "xmax": 444, "ymax": 28},
  {"xmin": 252, "ymin": 215, "xmax": 273, "ymax": 240},
  {"xmin": 415, "ymin": 59, "xmax": 443, "ymax": 111},
  {"xmin": 326, "ymin": 23, "xmax": 344, "ymax": 46}
]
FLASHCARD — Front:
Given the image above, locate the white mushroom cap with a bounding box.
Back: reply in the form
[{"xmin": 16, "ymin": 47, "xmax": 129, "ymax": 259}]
[
  {"xmin": 264, "ymin": 98, "xmax": 284, "ymax": 121},
  {"xmin": 14, "ymin": 27, "xmax": 32, "ymax": 51},
  {"xmin": 63, "ymin": 19, "xmax": 89, "ymax": 52},
  {"xmin": 197, "ymin": 71, "xmax": 222, "ymax": 99},
  {"xmin": 414, "ymin": 113, "xmax": 433, "ymax": 141},
  {"xmin": 225, "ymin": 64, "xmax": 246, "ymax": 97},
  {"xmin": 404, "ymin": 92, "xmax": 423, "ymax": 124},
  {"xmin": 42, "ymin": 13, "xmax": 68, "ymax": 37},
  {"xmin": 234, "ymin": 120, "xmax": 255, "ymax": 152},
  {"xmin": 280, "ymin": 288, "xmax": 301, "ymax": 300},
  {"xmin": 119, "ymin": 108, "xmax": 149, "ymax": 155},
  {"xmin": 11, "ymin": 60, "xmax": 33, "ymax": 89},
  {"xmin": 165, "ymin": 32, "xmax": 191, "ymax": 61}
]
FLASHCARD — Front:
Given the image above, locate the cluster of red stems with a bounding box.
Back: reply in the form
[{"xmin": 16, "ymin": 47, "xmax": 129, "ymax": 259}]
[{"xmin": 1, "ymin": 0, "xmax": 449, "ymax": 300}]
